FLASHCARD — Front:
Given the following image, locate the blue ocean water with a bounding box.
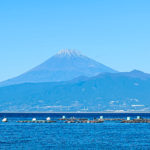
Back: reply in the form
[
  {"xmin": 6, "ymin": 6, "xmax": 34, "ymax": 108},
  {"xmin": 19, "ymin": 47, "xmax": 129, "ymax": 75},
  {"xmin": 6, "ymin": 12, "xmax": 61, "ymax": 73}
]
[{"xmin": 0, "ymin": 113, "xmax": 150, "ymax": 150}]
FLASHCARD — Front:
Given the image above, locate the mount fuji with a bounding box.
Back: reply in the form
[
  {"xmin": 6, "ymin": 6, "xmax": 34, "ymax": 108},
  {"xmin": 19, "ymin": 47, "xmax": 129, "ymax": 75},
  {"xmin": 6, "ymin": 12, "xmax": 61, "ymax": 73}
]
[
  {"xmin": 0, "ymin": 49, "xmax": 117, "ymax": 87},
  {"xmin": 0, "ymin": 50, "xmax": 150, "ymax": 112}
]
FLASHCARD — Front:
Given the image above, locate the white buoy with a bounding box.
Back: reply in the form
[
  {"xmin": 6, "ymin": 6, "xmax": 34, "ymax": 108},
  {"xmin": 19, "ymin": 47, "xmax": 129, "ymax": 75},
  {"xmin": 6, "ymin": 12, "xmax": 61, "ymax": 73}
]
[
  {"xmin": 32, "ymin": 118, "xmax": 36, "ymax": 121},
  {"xmin": 46, "ymin": 117, "xmax": 51, "ymax": 121},
  {"xmin": 100, "ymin": 116, "xmax": 103, "ymax": 120},
  {"xmin": 62, "ymin": 116, "xmax": 66, "ymax": 119},
  {"xmin": 2, "ymin": 118, "xmax": 7, "ymax": 122},
  {"xmin": 127, "ymin": 117, "xmax": 130, "ymax": 121},
  {"xmin": 137, "ymin": 116, "xmax": 140, "ymax": 119}
]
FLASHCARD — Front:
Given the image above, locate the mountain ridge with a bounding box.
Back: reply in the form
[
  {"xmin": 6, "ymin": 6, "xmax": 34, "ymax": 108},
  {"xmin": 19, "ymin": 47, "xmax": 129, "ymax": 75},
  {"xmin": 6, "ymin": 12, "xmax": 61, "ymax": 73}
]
[{"xmin": 0, "ymin": 70, "xmax": 150, "ymax": 112}]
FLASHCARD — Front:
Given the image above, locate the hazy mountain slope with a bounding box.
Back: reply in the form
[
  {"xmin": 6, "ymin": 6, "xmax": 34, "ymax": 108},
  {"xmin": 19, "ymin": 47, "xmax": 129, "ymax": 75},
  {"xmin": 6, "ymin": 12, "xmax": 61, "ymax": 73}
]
[
  {"xmin": 0, "ymin": 50, "xmax": 117, "ymax": 87},
  {"xmin": 0, "ymin": 70, "xmax": 150, "ymax": 112}
]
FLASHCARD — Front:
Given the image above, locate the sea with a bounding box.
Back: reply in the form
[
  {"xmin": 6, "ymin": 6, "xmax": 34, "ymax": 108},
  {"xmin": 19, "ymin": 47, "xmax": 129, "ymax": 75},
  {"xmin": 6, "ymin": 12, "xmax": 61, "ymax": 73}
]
[{"xmin": 0, "ymin": 113, "xmax": 150, "ymax": 150}]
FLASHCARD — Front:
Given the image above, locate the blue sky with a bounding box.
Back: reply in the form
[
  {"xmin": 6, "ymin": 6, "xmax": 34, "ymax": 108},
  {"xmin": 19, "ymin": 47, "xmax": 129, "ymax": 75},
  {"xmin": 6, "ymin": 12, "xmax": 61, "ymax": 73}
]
[{"xmin": 0, "ymin": 0, "xmax": 150, "ymax": 81}]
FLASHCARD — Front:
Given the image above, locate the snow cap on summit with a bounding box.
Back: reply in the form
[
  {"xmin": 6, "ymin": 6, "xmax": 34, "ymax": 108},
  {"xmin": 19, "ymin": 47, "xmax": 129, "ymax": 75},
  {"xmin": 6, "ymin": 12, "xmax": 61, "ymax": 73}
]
[{"xmin": 56, "ymin": 49, "xmax": 81, "ymax": 56}]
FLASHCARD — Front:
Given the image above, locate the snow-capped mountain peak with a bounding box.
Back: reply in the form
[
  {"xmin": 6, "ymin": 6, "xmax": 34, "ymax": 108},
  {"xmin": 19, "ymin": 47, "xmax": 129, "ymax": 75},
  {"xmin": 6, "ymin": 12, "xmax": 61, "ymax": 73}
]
[{"xmin": 56, "ymin": 49, "xmax": 81, "ymax": 57}]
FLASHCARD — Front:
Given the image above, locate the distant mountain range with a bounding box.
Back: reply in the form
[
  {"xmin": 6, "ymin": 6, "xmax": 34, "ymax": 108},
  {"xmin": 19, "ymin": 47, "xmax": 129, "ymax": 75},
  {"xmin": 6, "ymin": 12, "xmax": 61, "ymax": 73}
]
[
  {"xmin": 0, "ymin": 50, "xmax": 117, "ymax": 87},
  {"xmin": 0, "ymin": 70, "xmax": 150, "ymax": 112},
  {"xmin": 0, "ymin": 49, "xmax": 150, "ymax": 112}
]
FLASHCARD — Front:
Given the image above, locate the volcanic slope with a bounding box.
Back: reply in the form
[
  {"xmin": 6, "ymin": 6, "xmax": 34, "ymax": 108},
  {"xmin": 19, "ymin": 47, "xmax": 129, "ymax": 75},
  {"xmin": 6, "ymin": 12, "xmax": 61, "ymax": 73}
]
[{"xmin": 0, "ymin": 49, "xmax": 117, "ymax": 86}]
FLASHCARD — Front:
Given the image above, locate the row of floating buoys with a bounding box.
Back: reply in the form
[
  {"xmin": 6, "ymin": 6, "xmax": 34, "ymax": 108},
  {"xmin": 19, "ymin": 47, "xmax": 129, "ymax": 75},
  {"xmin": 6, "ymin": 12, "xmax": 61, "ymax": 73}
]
[
  {"xmin": 1, "ymin": 117, "xmax": 52, "ymax": 123},
  {"xmin": 2, "ymin": 115, "xmax": 102, "ymax": 123},
  {"xmin": 1, "ymin": 116, "xmax": 142, "ymax": 122},
  {"xmin": 99, "ymin": 116, "xmax": 141, "ymax": 121},
  {"xmin": 31, "ymin": 116, "xmax": 141, "ymax": 121},
  {"xmin": 127, "ymin": 116, "xmax": 141, "ymax": 121},
  {"xmin": 32, "ymin": 117, "xmax": 51, "ymax": 121}
]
